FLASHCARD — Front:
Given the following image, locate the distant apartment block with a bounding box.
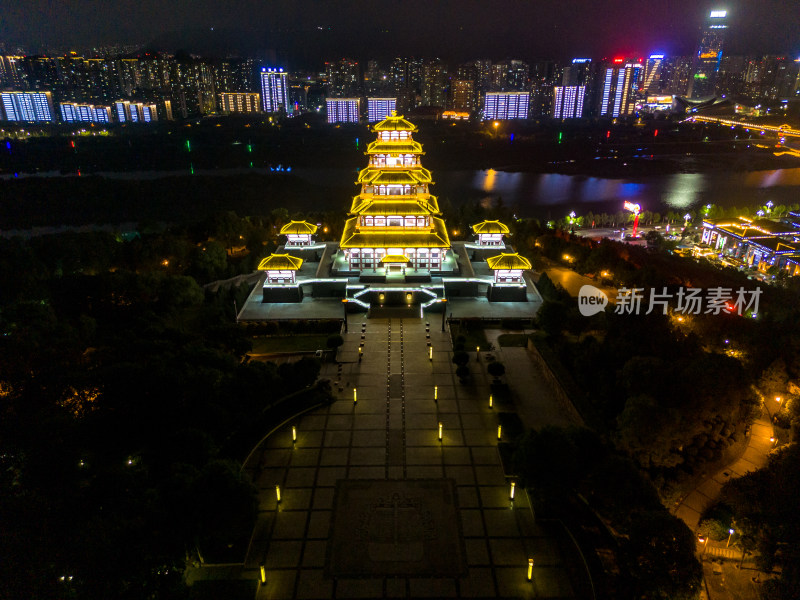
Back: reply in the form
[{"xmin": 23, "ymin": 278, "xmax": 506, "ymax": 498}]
[
  {"xmin": 552, "ymin": 86, "xmax": 586, "ymax": 118},
  {"xmin": 1, "ymin": 91, "xmax": 55, "ymax": 122},
  {"xmin": 326, "ymin": 98, "xmax": 360, "ymax": 123},
  {"xmin": 219, "ymin": 92, "xmax": 261, "ymax": 113},
  {"xmin": 483, "ymin": 91, "xmax": 529, "ymax": 120},
  {"xmin": 60, "ymin": 102, "xmax": 113, "ymax": 123}
]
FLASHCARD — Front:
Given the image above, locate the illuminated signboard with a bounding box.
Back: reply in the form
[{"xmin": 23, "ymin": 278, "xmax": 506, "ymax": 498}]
[
  {"xmin": 624, "ymin": 201, "xmax": 641, "ymax": 214},
  {"xmin": 572, "ymin": 58, "xmax": 591, "ymax": 64},
  {"xmin": 709, "ymin": 10, "xmax": 727, "ymax": 18},
  {"xmin": 646, "ymin": 96, "xmax": 673, "ymax": 105},
  {"xmin": 649, "ymin": 54, "xmax": 665, "ymax": 60}
]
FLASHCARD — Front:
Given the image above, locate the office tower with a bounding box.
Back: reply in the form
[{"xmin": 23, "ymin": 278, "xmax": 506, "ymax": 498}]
[
  {"xmin": 260, "ymin": 67, "xmax": 289, "ymax": 113},
  {"xmin": 483, "ymin": 91, "xmax": 530, "ymax": 120},
  {"xmin": 421, "ymin": 59, "xmax": 448, "ymax": 107},
  {"xmin": 642, "ymin": 54, "xmax": 665, "ymax": 92},
  {"xmin": 325, "ymin": 59, "xmax": 360, "ymax": 97},
  {"xmin": 662, "ymin": 55, "xmax": 693, "ymax": 96},
  {"xmin": 1, "ymin": 91, "xmax": 55, "ymax": 122},
  {"xmin": 562, "ymin": 58, "xmax": 592, "ymax": 86},
  {"xmin": 326, "ymin": 98, "xmax": 360, "ymax": 123},
  {"xmin": 451, "ymin": 80, "xmax": 476, "ymax": 113},
  {"xmin": 598, "ymin": 60, "xmax": 642, "ymax": 117},
  {"xmin": 367, "ymin": 97, "xmax": 396, "ymax": 122},
  {"xmin": 552, "ymin": 86, "xmax": 586, "ymax": 118},
  {"xmin": 689, "ymin": 10, "xmax": 728, "ymax": 98},
  {"xmin": 491, "ymin": 60, "xmax": 529, "ymax": 91},
  {"xmin": 219, "ymin": 92, "xmax": 261, "ymax": 113}
]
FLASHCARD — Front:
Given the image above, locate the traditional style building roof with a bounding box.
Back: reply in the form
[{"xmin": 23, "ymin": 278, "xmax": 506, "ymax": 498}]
[
  {"xmin": 279, "ymin": 220, "xmax": 318, "ymax": 235},
  {"xmin": 366, "ymin": 140, "xmax": 425, "ymax": 154},
  {"xmin": 472, "ymin": 220, "xmax": 510, "ymax": 235},
  {"xmin": 486, "ymin": 253, "xmax": 531, "ymax": 270},
  {"xmin": 357, "ymin": 166, "xmax": 432, "ymax": 185},
  {"xmin": 349, "ymin": 194, "xmax": 441, "ymax": 216},
  {"xmin": 372, "ymin": 113, "xmax": 417, "ymax": 132},
  {"xmin": 257, "ymin": 254, "xmax": 304, "ymax": 270},
  {"xmin": 340, "ymin": 217, "xmax": 450, "ymax": 249},
  {"xmin": 380, "ymin": 254, "xmax": 411, "ymax": 264}
]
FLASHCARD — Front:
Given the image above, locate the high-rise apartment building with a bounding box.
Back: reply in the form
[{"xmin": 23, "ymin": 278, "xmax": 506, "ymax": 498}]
[
  {"xmin": 325, "ymin": 59, "xmax": 360, "ymax": 97},
  {"xmin": 326, "ymin": 98, "xmax": 360, "ymax": 123},
  {"xmin": 1, "ymin": 91, "xmax": 55, "ymax": 122},
  {"xmin": 421, "ymin": 59, "xmax": 448, "ymax": 107},
  {"xmin": 483, "ymin": 92, "xmax": 529, "ymax": 120},
  {"xmin": 0, "ymin": 56, "xmax": 27, "ymax": 88},
  {"xmin": 219, "ymin": 92, "xmax": 261, "ymax": 113},
  {"xmin": 451, "ymin": 80, "xmax": 476, "ymax": 113},
  {"xmin": 689, "ymin": 10, "xmax": 728, "ymax": 98},
  {"xmin": 260, "ymin": 67, "xmax": 289, "ymax": 113},
  {"xmin": 552, "ymin": 86, "xmax": 586, "ymax": 118},
  {"xmin": 598, "ymin": 60, "xmax": 642, "ymax": 117},
  {"xmin": 367, "ymin": 97, "xmax": 396, "ymax": 122},
  {"xmin": 114, "ymin": 100, "xmax": 158, "ymax": 122}
]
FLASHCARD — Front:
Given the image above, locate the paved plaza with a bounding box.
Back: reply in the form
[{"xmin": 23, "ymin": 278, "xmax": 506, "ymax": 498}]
[{"xmin": 229, "ymin": 318, "xmax": 578, "ymax": 599}]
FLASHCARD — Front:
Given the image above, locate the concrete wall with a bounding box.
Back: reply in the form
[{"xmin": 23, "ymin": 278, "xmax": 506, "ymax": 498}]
[{"xmin": 262, "ymin": 286, "xmax": 303, "ymax": 303}]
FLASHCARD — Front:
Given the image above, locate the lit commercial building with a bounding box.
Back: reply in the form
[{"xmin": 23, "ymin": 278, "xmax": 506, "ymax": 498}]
[
  {"xmin": 59, "ymin": 102, "xmax": 113, "ymax": 123},
  {"xmin": 367, "ymin": 97, "xmax": 396, "ymax": 122},
  {"xmin": 261, "ymin": 67, "xmax": 289, "ymax": 113},
  {"xmin": 483, "ymin": 91, "xmax": 529, "ymax": 120},
  {"xmin": 1, "ymin": 91, "xmax": 55, "ymax": 122},
  {"xmin": 552, "ymin": 86, "xmax": 586, "ymax": 118},
  {"xmin": 451, "ymin": 79, "xmax": 476, "ymax": 113},
  {"xmin": 219, "ymin": 92, "xmax": 261, "ymax": 113},
  {"xmin": 339, "ymin": 113, "xmax": 450, "ymax": 273},
  {"xmin": 702, "ymin": 216, "xmax": 800, "ymax": 271},
  {"xmin": 598, "ymin": 60, "xmax": 642, "ymax": 117},
  {"xmin": 689, "ymin": 10, "xmax": 728, "ymax": 98},
  {"xmin": 326, "ymin": 98, "xmax": 360, "ymax": 123}
]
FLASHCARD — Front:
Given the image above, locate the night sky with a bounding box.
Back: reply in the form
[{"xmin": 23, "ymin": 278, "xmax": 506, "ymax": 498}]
[{"xmin": 3, "ymin": 0, "xmax": 799, "ymax": 65}]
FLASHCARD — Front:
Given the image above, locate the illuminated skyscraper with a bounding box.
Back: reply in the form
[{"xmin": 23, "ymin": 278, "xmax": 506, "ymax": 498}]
[
  {"xmin": 367, "ymin": 98, "xmax": 396, "ymax": 122},
  {"xmin": 642, "ymin": 54, "xmax": 665, "ymax": 92},
  {"xmin": 689, "ymin": 10, "xmax": 728, "ymax": 98},
  {"xmin": 483, "ymin": 92, "xmax": 529, "ymax": 120},
  {"xmin": 114, "ymin": 100, "xmax": 158, "ymax": 123},
  {"xmin": 1, "ymin": 91, "xmax": 55, "ymax": 122},
  {"xmin": 261, "ymin": 67, "xmax": 289, "ymax": 113},
  {"xmin": 326, "ymin": 98, "xmax": 360, "ymax": 123},
  {"xmin": 552, "ymin": 86, "xmax": 586, "ymax": 118},
  {"xmin": 451, "ymin": 79, "xmax": 476, "ymax": 113},
  {"xmin": 598, "ymin": 60, "xmax": 642, "ymax": 117}
]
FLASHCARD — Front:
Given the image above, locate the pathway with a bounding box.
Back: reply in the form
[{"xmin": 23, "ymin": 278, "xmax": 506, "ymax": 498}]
[{"xmin": 211, "ymin": 317, "xmax": 581, "ymax": 599}]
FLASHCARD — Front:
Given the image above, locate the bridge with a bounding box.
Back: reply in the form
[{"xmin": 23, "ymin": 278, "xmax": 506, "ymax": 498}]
[{"xmin": 686, "ymin": 116, "xmax": 800, "ymax": 138}]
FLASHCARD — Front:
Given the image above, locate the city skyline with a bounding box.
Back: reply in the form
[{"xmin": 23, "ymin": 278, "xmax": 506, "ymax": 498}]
[{"xmin": 3, "ymin": 1, "xmax": 799, "ymax": 66}]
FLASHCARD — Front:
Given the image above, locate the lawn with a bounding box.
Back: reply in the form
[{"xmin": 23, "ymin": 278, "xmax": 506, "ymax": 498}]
[
  {"xmin": 450, "ymin": 322, "xmax": 489, "ymax": 351},
  {"xmin": 497, "ymin": 334, "xmax": 529, "ymax": 347},
  {"xmin": 250, "ymin": 335, "xmax": 330, "ymax": 354}
]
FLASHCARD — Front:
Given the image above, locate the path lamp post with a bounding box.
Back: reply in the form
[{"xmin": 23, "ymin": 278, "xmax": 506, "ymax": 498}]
[
  {"xmin": 727, "ymin": 528, "xmax": 735, "ymax": 548},
  {"xmin": 527, "ymin": 558, "xmax": 534, "ymax": 581},
  {"xmin": 438, "ymin": 422, "xmax": 443, "ymax": 442}
]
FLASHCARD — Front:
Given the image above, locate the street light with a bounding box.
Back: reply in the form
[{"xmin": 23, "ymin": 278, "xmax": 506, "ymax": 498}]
[
  {"xmin": 727, "ymin": 528, "xmax": 735, "ymax": 547},
  {"xmin": 429, "ymin": 346, "xmax": 433, "ymax": 361},
  {"xmin": 353, "ymin": 388, "xmax": 358, "ymax": 403},
  {"xmin": 276, "ymin": 485, "xmax": 282, "ymax": 504},
  {"xmin": 497, "ymin": 425, "xmax": 502, "ymax": 440},
  {"xmin": 489, "ymin": 394, "xmax": 493, "ymax": 409},
  {"xmin": 260, "ymin": 565, "xmax": 266, "ymax": 584},
  {"xmin": 510, "ymin": 481, "xmax": 516, "ymax": 501},
  {"xmin": 292, "ymin": 426, "xmax": 297, "ymax": 443},
  {"xmin": 434, "ymin": 385, "xmax": 438, "ymax": 402},
  {"xmin": 527, "ymin": 558, "xmax": 534, "ymax": 581},
  {"xmin": 438, "ymin": 422, "xmax": 443, "ymax": 442}
]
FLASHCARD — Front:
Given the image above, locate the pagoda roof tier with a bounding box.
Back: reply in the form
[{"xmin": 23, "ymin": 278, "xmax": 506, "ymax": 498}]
[
  {"xmin": 372, "ymin": 114, "xmax": 418, "ymax": 132},
  {"xmin": 486, "ymin": 253, "xmax": 532, "ymax": 270},
  {"xmin": 349, "ymin": 194, "xmax": 441, "ymax": 216},
  {"xmin": 472, "ymin": 220, "xmax": 510, "ymax": 234},
  {"xmin": 366, "ymin": 140, "xmax": 425, "ymax": 154},
  {"xmin": 357, "ymin": 166, "xmax": 432, "ymax": 185},
  {"xmin": 280, "ymin": 220, "xmax": 318, "ymax": 235},
  {"xmin": 257, "ymin": 253, "xmax": 304, "ymax": 270},
  {"xmin": 340, "ymin": 216, "xmax": 450, "ymax": 249}
]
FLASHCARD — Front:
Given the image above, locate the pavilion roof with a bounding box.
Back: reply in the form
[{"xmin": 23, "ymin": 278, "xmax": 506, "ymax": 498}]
[
  {"xmin": 349, "ymin": 194, "xmax": 440, "ymax": 216},
  {"xmin": 486, "ymin": 253, "xmax": 531, "ymax": 270},
  {"xmin": 380, "ymin": 254, "xmax": 411, "ymax": 264},
  {"xmin": 372, "ymin": 113, "xmax": 418, "ymax": 132},
  {"xmin": 366, "ymin": 140, "xmax": 425, "ymax": 154},
  {"xmin": 472, "ymin": 220, "xmax": 510, "ymax": 234},
  {"xmin": 279, "ymin": 220, "xmax": 318, "ymax": 235},
  {"xmin": 340, "ymin": 216, "xmax": 450, "ymax": 249},
  {"xmin": 357, "ymin": 166, "xmax": 432, "ymax": 185},
  {"xmin": 257, "ymin": 253, "xmax": 304, "ymax": 271}
]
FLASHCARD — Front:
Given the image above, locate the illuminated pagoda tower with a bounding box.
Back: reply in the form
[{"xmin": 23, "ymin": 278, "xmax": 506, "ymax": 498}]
[{"xmin": 337, "ymin": 113, "xmax": 451, "ymax": 276}]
